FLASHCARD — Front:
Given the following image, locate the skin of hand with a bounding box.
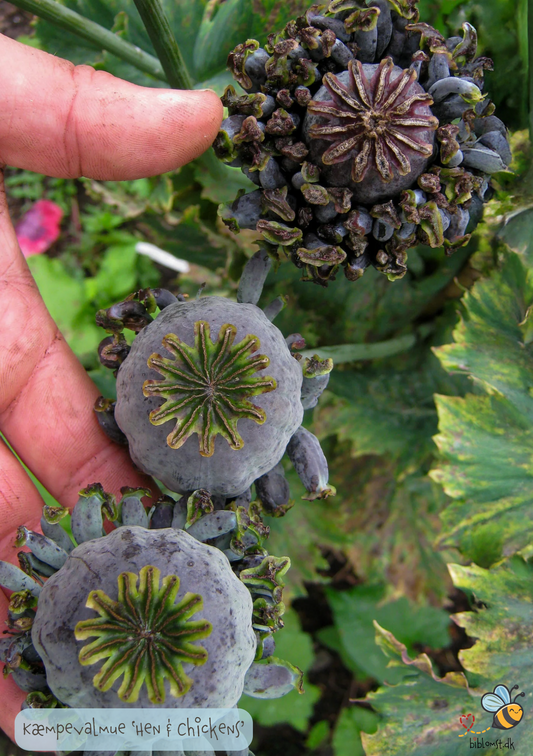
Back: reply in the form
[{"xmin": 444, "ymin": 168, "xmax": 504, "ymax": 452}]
[{"xmin": 0, "ymin": 33, "xmax": 223, "ymax": 739}]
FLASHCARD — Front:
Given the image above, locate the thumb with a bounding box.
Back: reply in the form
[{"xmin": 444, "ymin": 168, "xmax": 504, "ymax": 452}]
[{"xmin": 0, "ymin": 34, "xmax": 223, "ymax": 180}]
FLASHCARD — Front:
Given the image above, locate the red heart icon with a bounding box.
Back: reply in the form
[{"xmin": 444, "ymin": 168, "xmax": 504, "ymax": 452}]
[{"xmin": 460, "ymin": 714, "xmax": 475, "ymax": 731}]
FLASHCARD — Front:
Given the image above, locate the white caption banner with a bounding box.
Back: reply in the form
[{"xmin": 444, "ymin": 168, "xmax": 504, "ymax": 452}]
[{"xmin": 15, "ymin": 708, "xmax": 253, "ymax": 752}]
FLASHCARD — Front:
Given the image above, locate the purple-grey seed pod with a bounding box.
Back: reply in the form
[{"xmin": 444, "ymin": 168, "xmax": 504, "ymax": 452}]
[
  {"xmin": 114, "ymin": 297, "xmax": 304, "ymax": 497},
  {"xmin": 286, "ymin": 426, "xmax": 335, "ymax": 500},
  {"xmin": 215, "ymin": 1, "xmax": 508, "ymax": 285},
  {"xmin": 477, "ymin": 131, "xmax": 512, "ymax": 166},
  {"xmin": 255, "ymin": 463, "xmax": 291, "ymax": 514},
  {"xmin": 244, "ymin": 47, "xmax": 270, "ymax": 89}
]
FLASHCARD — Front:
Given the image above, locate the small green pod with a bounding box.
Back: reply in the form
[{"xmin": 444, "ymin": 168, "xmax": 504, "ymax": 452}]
[
  {"xmin": 119, "ymin": 488, "xmax": 150, "ymax": 529},
  {"xmin": 15, "ymin": 528, "xmax": 68, "ymax": 571},
  {"xmin": 71, "ymin": 485, "xmax": 115, "ymax": 544},
  {"xmin": 243, "ymin": 656, "xmax": 302, "ymax": 698},
  {"xmin": 40, "ymin": 517, "xmax": 74, "ymax": 555},
  {"xmin": 186, "ymin": 511, "xmax": 238, "ymax": 542},
  {"xmin": 286, "ymin": 426, "xmax": 336, "ymax": 500}
]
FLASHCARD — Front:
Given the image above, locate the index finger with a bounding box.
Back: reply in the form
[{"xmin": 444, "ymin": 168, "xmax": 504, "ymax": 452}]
[{"xmin": 0, "ymin": 34, "xmax": 223, "ymax": 180}]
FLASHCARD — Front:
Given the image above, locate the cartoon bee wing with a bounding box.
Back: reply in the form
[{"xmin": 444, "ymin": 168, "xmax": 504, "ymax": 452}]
[
  {"xmin": 494, "ymin": 685, "xmax": 511, "ymax": 704},
  {"xmin": 481, "ymin": 693, "xmax": 505, "ymax": 712}
]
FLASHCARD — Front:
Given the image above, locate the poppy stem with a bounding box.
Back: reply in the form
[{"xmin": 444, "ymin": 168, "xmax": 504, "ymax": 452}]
[
  {"xmin": 131, "ymin": 0, "xmax": 193, "ymax": 90},
  {"xmin": 9, "ymin": 0, "xmax": 166, "ymax": 82}
]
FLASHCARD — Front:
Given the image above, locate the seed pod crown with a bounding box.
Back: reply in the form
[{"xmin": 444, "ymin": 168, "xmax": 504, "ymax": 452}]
[{"xmin": 215, "ymin": 0, "xmax": 511, "ymax": 285}]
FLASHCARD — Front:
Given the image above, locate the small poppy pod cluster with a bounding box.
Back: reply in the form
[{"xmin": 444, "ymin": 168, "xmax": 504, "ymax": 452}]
[{"xmin": 215, "ymin": 0, "xmax": 511, "ymax": 285}]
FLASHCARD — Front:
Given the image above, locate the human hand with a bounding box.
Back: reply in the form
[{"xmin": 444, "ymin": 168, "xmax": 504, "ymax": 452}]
[{"xmin": 0, "ymin": 33, "xmax": 223, "ymax": 739}]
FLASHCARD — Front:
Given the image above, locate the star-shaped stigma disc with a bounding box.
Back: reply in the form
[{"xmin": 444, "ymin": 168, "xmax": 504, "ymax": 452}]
[
  {"xmin": 307, "ymin": 57, "xmax": 438, "ymax": 186},
  {"xmin": 143, "ymin": 321, "xmax": 276, "ymax": 457},
  {"xmin": 75, "ymin": 565, "xmax": 211, "ymax": 704}
]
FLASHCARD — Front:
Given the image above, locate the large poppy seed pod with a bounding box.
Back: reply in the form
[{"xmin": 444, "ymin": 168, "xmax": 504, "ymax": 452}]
[
  {"xmin": 215, "ymin": 0, "xmax": 510, "ymax": 285},
  {"xmin": 0, "ymin": 486, "xmax": 300, "ymax": 715},
  {"xmin": 95, "ymin": 290, "xmax": 336, "ymax": 506},
  {"xmin": 114, "ymin": 297, "xmax": 304, "ymax": 497},
  {"xmin": 30, "ymin": 527, "xmax": 256, "ymax": 708}
]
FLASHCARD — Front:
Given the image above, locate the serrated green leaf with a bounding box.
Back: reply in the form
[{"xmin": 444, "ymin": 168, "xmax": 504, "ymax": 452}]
[
  {"xmin": 362, "ymin": 557, "xmax": 533, "ymax": 755},
  {"xmin": 311, "ymin": 346, "xmax": 464, "ymax": 601},
  {"xmin": 435, "ymin": 253, "xmax": 533, "ymax": 418},
  {"xmin": 265, "ymin": 450, "xmax": 449, "ymax": 601},
  {"xmin": 323, "ymin": 456, "xmax": 452, "ymax": 601},
  {"xmin": 451, "ymin": 557, "xmax": 533, "ymax": 685},
  {"xmin": 433, "ymin": 393, "xmax": 533, "ymax": 560},
  {"xmin": 319, "ymin": 361, "xmax": 439, "ymax": 463},
  {"xmin": 269, "ymin": 245, "xmax": 473, "ymax": 349},
  {"xmin": 498, "ymin": 206, "xmax": 533, "ymax": 262},
  {"xmin": 432, "ymin": 253, "xmax": 533, "ymax": 560},
  {"xmin": 361, "ymin": 624, "xmax": 478, "ymax": 756},
  {"xmin": 239, "ymin": 608, "xmax": 320, "ymax": 731}
]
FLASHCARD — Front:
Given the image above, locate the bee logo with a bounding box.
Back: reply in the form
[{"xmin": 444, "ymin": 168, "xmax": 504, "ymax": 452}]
[{"xmin": 481, "ymin": 684, "xmax": 525, "ymax": 730}]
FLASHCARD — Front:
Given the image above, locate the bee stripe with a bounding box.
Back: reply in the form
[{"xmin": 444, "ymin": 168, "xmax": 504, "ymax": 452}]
[{"xmin": 497, "ymin": 707, "xmax": 518, "ymax": 728}]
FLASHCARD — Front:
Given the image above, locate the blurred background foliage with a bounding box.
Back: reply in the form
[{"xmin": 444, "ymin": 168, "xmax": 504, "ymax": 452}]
[{"xmin": 0, "ymin": 0, "xmax": 532, "ymax": 754}]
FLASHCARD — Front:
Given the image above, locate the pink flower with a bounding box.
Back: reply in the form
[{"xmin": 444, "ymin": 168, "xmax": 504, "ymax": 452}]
[{"xmin": 15, "ymin": 199, "xmax": 63, "ymax": 257}]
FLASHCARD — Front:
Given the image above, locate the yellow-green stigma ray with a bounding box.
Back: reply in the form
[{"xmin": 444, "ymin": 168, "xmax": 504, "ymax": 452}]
[
  {"xmin": 143, "ymin": 321, "xmax": 277, "ymax": 457},
  {"xmin": 75, "ymin": 565, "xmax": 212, "ymax": 704}
]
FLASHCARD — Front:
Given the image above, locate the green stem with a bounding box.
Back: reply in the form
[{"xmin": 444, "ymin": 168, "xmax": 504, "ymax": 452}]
[
  {"xmin": 130, "ymin": 0, "xmax": 225, "ymax": 179},
  {"xmin": 299, "ymin": 334, "xmax": 417, "ymax": 364},
  {"xmin": 9, "ymin": 0, "xmax": 166, "ymax": 82},
  {"xmin": 132, "ymin": 0, "xmax": 193, "ymax": 90}
]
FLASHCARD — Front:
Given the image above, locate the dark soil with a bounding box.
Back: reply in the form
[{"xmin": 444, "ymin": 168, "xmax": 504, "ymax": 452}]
[
  {"xmin": 415, "ymin": 588, "xmax": 476, "ymax": 676},
  {"xmin": 250, "ymin": 550, "xmax": 477, "ymax": 756},
  {"xmin": 250, "ymin": 551, "xmax": 371, "ymax": 756}
]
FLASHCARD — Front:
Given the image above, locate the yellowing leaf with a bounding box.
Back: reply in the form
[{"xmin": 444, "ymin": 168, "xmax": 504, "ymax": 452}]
[
  {"xmin": 362, "ymin": 557, "xmax": 533, "ymax": 755},
  {"xmin": 362, "ymin": 623, "xmax": 477, "ymax": 756},
  {"xmin": 432, "ymin": 253, "xmax": 533, "ymax": 561}
]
